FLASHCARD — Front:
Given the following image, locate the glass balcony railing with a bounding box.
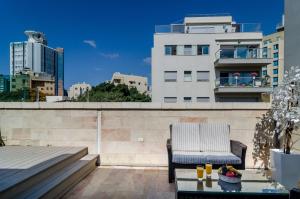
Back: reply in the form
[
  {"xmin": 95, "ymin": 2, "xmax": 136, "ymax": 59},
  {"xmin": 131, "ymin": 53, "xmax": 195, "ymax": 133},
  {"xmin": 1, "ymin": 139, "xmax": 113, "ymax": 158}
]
[
  {"xmin": 155, "ymin": 24, "xmax": 185, "ymax": 33},
  {"xmin": 215, "ymin": 48, "xmax": 271, "ymax": 60},
  {"xmin": 155, "ymin": 23, "xmax": 261, "ymax": 33},
  {"xmin": 215, "ymin": 77, "xmax": 271, "ymax": 88}
]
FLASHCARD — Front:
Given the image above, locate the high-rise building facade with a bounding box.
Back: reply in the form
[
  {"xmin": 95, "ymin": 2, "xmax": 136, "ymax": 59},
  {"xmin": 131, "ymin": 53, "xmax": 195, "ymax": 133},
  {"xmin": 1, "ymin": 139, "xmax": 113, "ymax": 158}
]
[
  {"xmin": 55, "ymin": 48, "xmax": 64, "ymax": 96},
  {"xmin": 10, "ymin": 31, "xmax": 64, "ymax": 96},
  {"xmin": 152, "ymin": 15, "xmax": 273, "ymax": 103},
  {"xmin": 262, "ymin": 24, "xmax": 284, "ymax": 87}
]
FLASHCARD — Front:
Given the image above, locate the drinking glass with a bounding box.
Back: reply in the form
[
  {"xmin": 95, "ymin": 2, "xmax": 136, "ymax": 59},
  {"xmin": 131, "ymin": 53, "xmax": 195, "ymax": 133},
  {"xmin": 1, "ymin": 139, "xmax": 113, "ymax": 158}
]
[
  {"xmin": 196, "ymin": 166, "xmax": 204, "ymax": 181},
  {"xmin": 205, "ymin": 163, "xmax": 212, "ymax": 178}
]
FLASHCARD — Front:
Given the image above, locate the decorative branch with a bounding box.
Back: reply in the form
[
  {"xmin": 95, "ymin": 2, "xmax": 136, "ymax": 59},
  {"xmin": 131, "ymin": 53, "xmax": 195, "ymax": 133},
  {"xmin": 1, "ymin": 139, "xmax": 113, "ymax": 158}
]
[
  {"xmin": 272, "ymin": 66, "xmax": 300, "ymax": 154},
  {"xmin": 253, "ymin": 66, "xmax": 300, "ymax": 167}
]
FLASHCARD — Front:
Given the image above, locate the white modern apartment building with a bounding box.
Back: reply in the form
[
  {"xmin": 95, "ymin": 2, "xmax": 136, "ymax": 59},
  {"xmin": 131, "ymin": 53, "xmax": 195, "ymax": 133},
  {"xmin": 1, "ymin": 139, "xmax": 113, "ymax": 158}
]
[
  {"xmin": 152, "ymin": 15, "xmax": 273, "ymax": 103},
  {"xmin": 10, "ymin": 30, "xmax": 64, "ymax": 95},
  {"xmin": 111, "ymin": 72, "xmax": 148, "ymax": 94},
  {"xmin": 262, "ymin": 21, "xmax": 284, "ymax": 87},
  {"xmin": 68, "ymin": 82, "xmax": 92, "ymax": 99}
]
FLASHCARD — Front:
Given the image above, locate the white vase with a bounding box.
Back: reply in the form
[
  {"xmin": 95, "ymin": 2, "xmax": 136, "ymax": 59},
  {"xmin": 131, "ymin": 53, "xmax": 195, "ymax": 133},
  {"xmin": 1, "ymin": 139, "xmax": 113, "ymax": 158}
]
[{"xmin": 270, "ymin": 148, "xmax": 300, "ymax": 190}]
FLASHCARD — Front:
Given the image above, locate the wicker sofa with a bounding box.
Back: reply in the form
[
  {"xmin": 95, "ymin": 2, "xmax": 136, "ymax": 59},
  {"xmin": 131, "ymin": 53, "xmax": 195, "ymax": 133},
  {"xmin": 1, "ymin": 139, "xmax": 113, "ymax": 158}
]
[{"xmin": 167, "ymin": 123, "xmax": 247, "ymax": 183}]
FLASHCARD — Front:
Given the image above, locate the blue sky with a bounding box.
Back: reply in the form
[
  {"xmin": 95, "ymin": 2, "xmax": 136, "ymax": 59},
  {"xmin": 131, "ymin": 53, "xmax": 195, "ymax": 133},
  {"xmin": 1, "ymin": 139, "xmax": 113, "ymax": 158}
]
[{"xmin": 0, "ymin": 0, "xmax": 284, "ymax": 88}]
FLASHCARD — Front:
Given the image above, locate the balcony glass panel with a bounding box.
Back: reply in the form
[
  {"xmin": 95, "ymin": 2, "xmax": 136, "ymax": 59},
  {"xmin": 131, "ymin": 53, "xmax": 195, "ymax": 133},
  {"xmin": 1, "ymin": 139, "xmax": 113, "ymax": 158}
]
[
  {"xmin": 236, "ymin": 47, "xmax": 248, "ymax": 58},
  {"xmin": 216, "ymin": 76, "xmax": 270, "ymax": 88},
  {"xmin": 217, "ymin": 47, "xmax": 270, "ymax": 59},
  {"xmin": 220, "ymin": 48, "xmax": 235, "ymax": 58}
]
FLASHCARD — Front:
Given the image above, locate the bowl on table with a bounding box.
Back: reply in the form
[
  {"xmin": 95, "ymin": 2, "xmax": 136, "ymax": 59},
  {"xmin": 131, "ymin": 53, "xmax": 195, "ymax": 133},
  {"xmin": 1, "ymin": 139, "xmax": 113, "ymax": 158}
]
[{"xmin": 218, "ymin": 165, "xmax": 242, "ymax": 184}]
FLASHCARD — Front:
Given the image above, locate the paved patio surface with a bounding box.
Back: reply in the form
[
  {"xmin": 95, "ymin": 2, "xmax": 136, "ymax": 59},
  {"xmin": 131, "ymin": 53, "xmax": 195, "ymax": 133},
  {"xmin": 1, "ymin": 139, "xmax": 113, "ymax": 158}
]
[{"xmin": 63, "ymin": 167, "xmax": 175, "ymax": 199}]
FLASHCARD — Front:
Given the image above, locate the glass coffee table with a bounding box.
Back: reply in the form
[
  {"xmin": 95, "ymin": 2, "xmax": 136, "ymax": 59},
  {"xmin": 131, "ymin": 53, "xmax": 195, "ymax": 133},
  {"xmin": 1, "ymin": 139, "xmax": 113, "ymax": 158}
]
[{"xmin": 175, "ymin": 169, "xmax": 289, "ymax": 199}]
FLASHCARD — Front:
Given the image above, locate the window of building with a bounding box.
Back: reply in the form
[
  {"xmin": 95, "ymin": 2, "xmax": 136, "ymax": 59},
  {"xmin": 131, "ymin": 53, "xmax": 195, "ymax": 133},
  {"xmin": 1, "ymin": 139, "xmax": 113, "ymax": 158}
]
[
  {"xmin": 197, "ymin": 97, "xmax": 210, "ymax": 102},
  {"xmin": 165, "ymin": 45, "xmax": 177, "ymax": 55},
  {"xmin": 262, "ymin": 70, "xmax": 267, "ymax": 76},
  {"xmin": 273, "ymin": 60, "xmax": 279, "ymax": 66},
  {"xmin": 263, "ymin": 40, "xmax": 270, "ymax": 45},
  {"xmin": 183, "ymin": 45, "xmax": 193, "ymax": 55},
  {"xmin": 12, "ymin": 85, "xmax": 16, "ymax": 88},
  {"xmin": 262, "ymin": 47, "xmax": 268, "ymax": 58},
  {"xmin": 273, "ymin": 52, "xmax": 279, "ymax": 59},
  {"xmin": 164, "ymin": 71, "xmax": 177, "ymax": 82},
  {"xmin": 114, "ymin": 79, "xmax": 121, "ymax": 83},
  {"xmin": 164, "ymin": 97, "xmax": 177, "ymax": 103},
  {"xmin": 197, "ymin": 45, "xmax": 209, "ymax": 55},
  {"xmin": 197, "ymin": 71, "xmax": 209, "ymax": 82},
  {"xmin": 273, "ymin": 77, "xmax": 278, "ymax": 82},
  {"xmin": 184, "ymin": 71, "xmax": 192, "ymax": 82},
  {"xmin": 184, "ymin": 97, "xmax": 192, "ymax": 102},
  {"xmin": 273, "ymin": 69, "xmax": 278, "ymax": 75},
  {"xmin": 273, "ymin": 44, "xmax": 279, "ymax": 50}
]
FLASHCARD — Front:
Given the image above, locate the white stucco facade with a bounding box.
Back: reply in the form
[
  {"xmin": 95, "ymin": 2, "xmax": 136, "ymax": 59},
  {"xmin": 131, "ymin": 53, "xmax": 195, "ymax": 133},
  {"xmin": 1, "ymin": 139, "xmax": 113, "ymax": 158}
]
[
  {"xmin": 68, "ymin": 82, "xmax": 92, "ymax": 99},
  {"xmin": 152, "ymin": 16, "xmax": 272, "ymax": 103},
  {"xmin": 111, "ymin": 72, "xmax": 148, "ymax": 94}
]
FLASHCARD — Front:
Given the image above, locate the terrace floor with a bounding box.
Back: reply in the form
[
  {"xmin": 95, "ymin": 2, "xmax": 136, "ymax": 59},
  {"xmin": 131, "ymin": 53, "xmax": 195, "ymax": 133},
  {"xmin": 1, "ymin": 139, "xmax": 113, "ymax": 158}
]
[{"xmin": 63, "ymin": 167, "xmax": 175, "ymax": 199}]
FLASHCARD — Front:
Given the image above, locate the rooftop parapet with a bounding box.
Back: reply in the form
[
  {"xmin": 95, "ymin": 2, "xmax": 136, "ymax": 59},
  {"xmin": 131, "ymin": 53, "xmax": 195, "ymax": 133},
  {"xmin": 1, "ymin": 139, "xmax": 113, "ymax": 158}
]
[
  {"xmin": 155, "ymin": 15, "xmax": 261, "ymax": 34},
  {"xmin": 24, "ymin": 30, "xmax": 48, "ymax": 45}
]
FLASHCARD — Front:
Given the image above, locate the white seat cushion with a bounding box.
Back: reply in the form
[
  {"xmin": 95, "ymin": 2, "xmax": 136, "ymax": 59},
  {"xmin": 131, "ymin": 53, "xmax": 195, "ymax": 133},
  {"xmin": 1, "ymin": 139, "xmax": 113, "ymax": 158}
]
[
  {"xmin": 199, "ymin": 123, "xmax": 231, "ymax": 152},
  {"xmin": 171, "ymin": 123, "xmax": 201, "ymax": 152}
]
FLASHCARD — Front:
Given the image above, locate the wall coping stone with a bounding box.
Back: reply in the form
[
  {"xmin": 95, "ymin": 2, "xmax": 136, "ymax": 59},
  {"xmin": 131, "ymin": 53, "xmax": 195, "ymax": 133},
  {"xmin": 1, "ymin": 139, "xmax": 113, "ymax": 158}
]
[{"xmin": 0, "ymin": 102, "xmax": 271, "ymax": 110}]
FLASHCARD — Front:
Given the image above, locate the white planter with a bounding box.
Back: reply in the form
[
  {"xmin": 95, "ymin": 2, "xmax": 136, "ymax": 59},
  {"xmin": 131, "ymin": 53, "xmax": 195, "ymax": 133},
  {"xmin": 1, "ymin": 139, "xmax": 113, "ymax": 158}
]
[{"xmin": 270, "ymin": 149, "xmax": 300, "ymax": 190}]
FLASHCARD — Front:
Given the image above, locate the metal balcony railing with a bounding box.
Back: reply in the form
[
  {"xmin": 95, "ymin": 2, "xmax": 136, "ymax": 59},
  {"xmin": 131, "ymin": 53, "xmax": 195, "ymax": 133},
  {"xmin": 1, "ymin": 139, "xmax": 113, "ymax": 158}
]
[
  {"xmin": 215, "ymin": 48, "xmax": 271, "ymax": 60},
  {"xmin": 215, "ymin": 77, "xmax": 271, "ymax": 88}
]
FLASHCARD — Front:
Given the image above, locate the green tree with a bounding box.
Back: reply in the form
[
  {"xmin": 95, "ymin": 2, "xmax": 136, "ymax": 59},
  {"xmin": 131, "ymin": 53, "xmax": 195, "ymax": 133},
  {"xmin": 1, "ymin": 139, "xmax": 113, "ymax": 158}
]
[
  {"xmin": 76, "ymin": 82, "xmax": 151, "ymax": 102},
  {"xmin": 0, "ymin": 89, "xmax": 31, "ymax": 102}
]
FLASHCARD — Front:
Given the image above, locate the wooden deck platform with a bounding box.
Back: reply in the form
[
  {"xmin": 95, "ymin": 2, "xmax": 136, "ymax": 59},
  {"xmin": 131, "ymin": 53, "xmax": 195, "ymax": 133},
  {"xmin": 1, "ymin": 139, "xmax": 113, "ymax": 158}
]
[{"xmin": 0, "ymin": 146, "xmax": 99, "ymax": 199}]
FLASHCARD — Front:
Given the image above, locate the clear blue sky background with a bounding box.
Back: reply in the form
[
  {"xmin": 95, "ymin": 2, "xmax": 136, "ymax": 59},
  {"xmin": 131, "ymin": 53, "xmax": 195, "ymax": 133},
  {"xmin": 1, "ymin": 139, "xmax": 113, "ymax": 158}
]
[{"xmin": 0, "ymin": 0, "xmax": 284, "ymax": 88}]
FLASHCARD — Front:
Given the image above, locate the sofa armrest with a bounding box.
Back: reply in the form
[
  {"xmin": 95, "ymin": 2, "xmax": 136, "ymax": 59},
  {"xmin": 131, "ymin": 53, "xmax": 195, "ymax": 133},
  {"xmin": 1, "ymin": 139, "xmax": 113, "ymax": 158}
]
[
  {"xmin": 231, "ymin": 140, "xmax": 247, "ymax": 169},
  {"xmin": 231, "ymin": 140, "xmax": 247, "ymax": 158},
  {"xmin": 167, "ymin": 138, "xmax": 174, "ymax": 183},
  {"xmin": 167, "ymin": 138, "xmax": 172, "ymax": 154},
  {"xmin": 290, "ymin": 188, "xmax": 300, "ymax": 199}
]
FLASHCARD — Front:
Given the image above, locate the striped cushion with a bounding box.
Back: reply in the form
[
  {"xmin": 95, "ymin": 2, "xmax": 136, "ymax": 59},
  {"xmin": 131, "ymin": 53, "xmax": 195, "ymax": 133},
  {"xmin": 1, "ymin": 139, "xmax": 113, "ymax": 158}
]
[
  {"xmin": 206, "ymin": 152, "xmax": 241, "ymax": 165},
  {"xmin": 172, "ymin": 151, "xmax": 206, "ymax": 164},
  {"xmin": 172, "ymin": 151, "xmax": 241, "ymax": 165},
  {"xmin": 199, "ymin": 123, "xmax": 231, "ymax": 152},
  {"xmin": 171, "ymin": 123, "xmax": 201, "ymax": 151}
]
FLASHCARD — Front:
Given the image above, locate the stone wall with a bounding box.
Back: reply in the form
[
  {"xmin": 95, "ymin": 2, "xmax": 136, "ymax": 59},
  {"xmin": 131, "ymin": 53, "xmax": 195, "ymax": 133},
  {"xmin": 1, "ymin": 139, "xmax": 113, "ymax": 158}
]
[{"xmin": 0, "ymin": 102, "xmax": 270, "ymax": 168}]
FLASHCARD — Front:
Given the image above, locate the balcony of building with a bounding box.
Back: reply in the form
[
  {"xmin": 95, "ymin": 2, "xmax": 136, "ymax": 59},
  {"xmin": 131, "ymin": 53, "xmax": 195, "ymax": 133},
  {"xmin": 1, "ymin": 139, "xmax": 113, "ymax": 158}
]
[
  {"xmin": 214, "ymin": 76, "xmax": 273, "ymax": 94},
  {"xmin": 214, "ymin": 47, "xmax": 272, "ymax": 67},
  {"xmin": 155, "ymin": 23, "xmax": 262, "ymax": 34}
]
